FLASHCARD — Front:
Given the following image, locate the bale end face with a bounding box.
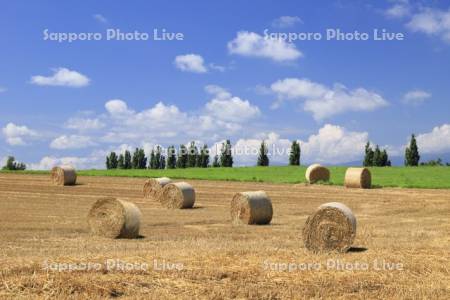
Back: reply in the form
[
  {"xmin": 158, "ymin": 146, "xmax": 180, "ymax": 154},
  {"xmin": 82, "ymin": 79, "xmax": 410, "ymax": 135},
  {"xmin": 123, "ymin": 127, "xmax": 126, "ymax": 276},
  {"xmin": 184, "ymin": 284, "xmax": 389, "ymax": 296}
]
[
  {"xmin": 305, "ymin": 164, "xmax": 330, "ymax": 184},
  {"xmin": 51, "ymin": 165, "xmax": 77, "ymax": 186},
  {"xmin": 143, "ymin": 177, "xmax": 172, "ymax": 201},
  {"xmin": 160, "ymin": 182, "xmax": 195, "ymax": 209},
  {"xmin": 344, "ymin": 167, "xmax": 371, "ymax": 189},
  {"xmin": 302, "ymin": 202, "xmax": 356, "ymax": 253},
  {"xmin": 87, "ymin": 197, "xmax": 141, "ymax": 239},
  {"xmin": 231, "ymin": 191, "xmax": 273, "ymax": 225}
]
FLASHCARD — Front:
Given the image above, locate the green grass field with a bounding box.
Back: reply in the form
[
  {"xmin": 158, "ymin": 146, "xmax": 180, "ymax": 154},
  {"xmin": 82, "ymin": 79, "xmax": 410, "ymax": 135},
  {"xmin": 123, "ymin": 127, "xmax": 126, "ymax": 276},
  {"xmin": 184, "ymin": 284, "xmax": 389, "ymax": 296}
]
[{"xmin": 2, "ymin": 166, "xmax": 450, "ymax": 189}]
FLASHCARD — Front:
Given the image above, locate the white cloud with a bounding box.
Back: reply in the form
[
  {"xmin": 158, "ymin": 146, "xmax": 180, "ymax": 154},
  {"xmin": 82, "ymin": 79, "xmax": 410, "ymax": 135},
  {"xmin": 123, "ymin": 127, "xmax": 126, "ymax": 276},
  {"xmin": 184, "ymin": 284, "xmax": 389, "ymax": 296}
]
[
  {"xmin": 30, "ymin": 68, "xmax": 90, "ymax": 87},
  {"xmin": 65, "ymin": 117, "xmax": 105, "ymax": 130},
  {"xmin": 230, "ymin": 132, "xmax": 292, "ymax": 166},
  {"xmin": 402, "ymin": 89, "xmax": 431, "ymax": 105},
  {"xmin": 93, "ymin": 14, "xmax": 108, "ymax": 23},
  {"xmin": 415, "ymin": 124, "xmax": 450, "ymax": 154},
  {"xmin": 209, "ymin": 125, "xmax": 368, "ymax": 166},
  {"xmin": 29, "ymin": 153, "xmax": 103, "ymax": 170},
  {"xmin": 385, "ymin": 2, "xmax": 411, "ymax": 19},
  {"xmin": 270, "ymin": 78, "xmax": 389, "ymax": 120},
  {"xmin": 50, "ymin": 135, "xmax": 95, "ymax": 149},
  {"xmin": 228, "ymin": 31, "xmax": 302, "ymax": 62},
  {"xmin": 2, "ymin": 122, "xmax": 38, "ymax": 146},
  {"xmin": 300, "ymin": 124, "xmax": 368, "ymax": 164},
  {"xmin": 406, "ymin": 7, "xmax": 450, "ymax": 42},
  {"xmin": 204, "ymin": 85, "xmax": 260, "ymax": 122},
  {"xmin": 272, "ymin": 16, "xmax": 302, "ymax": 28},
  {"xmin": 174, "ymin": 54, "xmax": 208, "ymax": 73},
  {"xmin": 105, "ymin": 99, "xmax": 132, "ymax": 116}
]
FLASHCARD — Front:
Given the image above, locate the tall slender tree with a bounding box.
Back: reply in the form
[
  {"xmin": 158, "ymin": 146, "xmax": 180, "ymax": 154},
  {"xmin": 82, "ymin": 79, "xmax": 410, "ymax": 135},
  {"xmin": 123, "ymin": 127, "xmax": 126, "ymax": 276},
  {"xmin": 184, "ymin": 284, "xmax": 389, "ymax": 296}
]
[
  {"xmin": 149, "ymin": 150, "xmax": 156, "ymax": 169},
  {"xmin": 167, "ymin": 146, "xmax": 177, "ymax": 169},
  {"xmin": 177, "ymin": 145, "xmax": 188, "ymax": 168},
  {"xmin": 257, "ymin": 141, "xmax": 269, "ymax": 166},
  {"xmin": 117, "ymin": 154, "xmax": 125, "ymax": 169},
  {"xmin": 106, "ymin": 152, "xmax": 118, "ymax": 169},
  {"xmin": 405, "ymin": 134, "xmax": 420, "ymax": 166},
  {"xmin": 212, "ymin": 155, "xmax": 220, "ymax": 167},
  {"xmin": 220, "ymin": 140, "xmax": 233, "ymax": 167},
  {"xmin": 124, "ymin": 150, "xmax": 132, "ymax": 169},
  {"xmin": 187, "ymin": 141, "xmax": 198, "ymax": 168},
  {"xmin": 363, "ymin": 142, "xmax": 374, "ymax": 167},
  {"xmin": 289, "ymin": 141, "xmax": 301, "ymax": 166}
]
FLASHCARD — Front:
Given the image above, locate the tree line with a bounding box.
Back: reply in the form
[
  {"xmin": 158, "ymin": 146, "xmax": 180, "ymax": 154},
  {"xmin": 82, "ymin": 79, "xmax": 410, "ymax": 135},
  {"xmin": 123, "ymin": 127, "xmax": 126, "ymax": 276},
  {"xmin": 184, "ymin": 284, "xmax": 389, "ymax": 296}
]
[{"xmin": 106, "ymin": 140, "xmax": 303, "ymax": 169}]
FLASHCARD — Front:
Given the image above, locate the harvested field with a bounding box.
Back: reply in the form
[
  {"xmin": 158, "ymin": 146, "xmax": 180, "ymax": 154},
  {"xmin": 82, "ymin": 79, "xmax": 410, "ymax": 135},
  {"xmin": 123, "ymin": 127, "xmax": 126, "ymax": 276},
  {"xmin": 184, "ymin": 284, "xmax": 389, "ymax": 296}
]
[{"xmin": 0, "ymin": 173, "xmax": 449, "ymax": 299}]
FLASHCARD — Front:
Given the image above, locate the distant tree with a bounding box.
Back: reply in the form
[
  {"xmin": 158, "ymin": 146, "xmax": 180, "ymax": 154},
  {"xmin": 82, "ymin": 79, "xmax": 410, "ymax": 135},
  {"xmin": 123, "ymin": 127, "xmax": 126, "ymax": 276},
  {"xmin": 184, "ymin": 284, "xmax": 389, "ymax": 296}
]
[
  {"xmin": 289, "ymin": 141, "xmax": 301, "ymax": 166},
  {"xmin": 108, "ymin": 152, "xmax": 118, "ymax": 169},
  {"xmin": 420, "ymin": 158, "xmax": 443, "ymax": 166},
  {"xmin": 220, "ymin": 140, "xmax": 233, "ymax": 167},
  {"xmin": 2, "ymin": 156, "xmax": 26, "ymax": 171},
  {"xmin": 380, "ymin": 149, "xmax": 391, "ymax": 167},
  {"xmin": 405, "ymin": 134, "xmax": 420, "ymax": 166},
  {"xmin": 117, "ymin": 154, "xmax": 125, "ymax": 169},
  {"xmin": 257, "ymin": 141, "xmax": 269, "ymax": 166},
  {"xmin": 167, "ymin": 146, "xmax": 177, "ymax": 169},
  {"xmin": 132, "ymin": 148, "xmax": 139, "ymax": 169},
  {"xmin": 363, "ymin": 142, "xmax": 374, "ymax": 167},
  {"xmin": 138, "ymin": 148, "xmax": 147, "ymax": 169},
  {"xmin": 373, "ymin": 145, "xmax": 382, "ymax": 166},
  {"xmin": 187, "ymin": 141, "xmax": 198, "ymax": 168},
  {"xmin": 106, "ymin": 156, "xmax": 111, "ymax": 169},
  {"xmin": 149, "ymin": 150, "xmax": 156, "ymax": 169},
  {"xmin": 160, "ymin": 155, "xmax": 166, "ymax": 169},
  {"xmin": 124, "ymin": 150, "xmax": 132, "ymax": 169},
  {"xmin": 177, "ymin": 145, "xmax": 188, "ymax": 168},
  {"xmin": 199, "ymin": 144, "xmax": 210, "ymax": 168},
  {"xmin": 212, "ymin": 155, "xmax": 220, "ymax": 167},
  {"xmin": 154, "ymin": 146, "xmax": 162, "ymax": 169}
]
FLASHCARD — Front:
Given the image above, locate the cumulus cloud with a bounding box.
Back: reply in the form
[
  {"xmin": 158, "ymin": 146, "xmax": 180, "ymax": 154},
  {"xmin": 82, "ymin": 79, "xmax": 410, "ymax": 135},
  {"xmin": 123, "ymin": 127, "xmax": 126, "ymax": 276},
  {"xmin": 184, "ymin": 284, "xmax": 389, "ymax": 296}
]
[
  {"xmin": 407, "ymin": 7, "xmax": 450, "ymax": 42},
  {"xmin": 270, "ymin": 78, "xmax": 389, "ymax": 120},
  {"xmin": 271, "ymin": 16, "xmax": 303, "ymax": 28},
  {"xmin": 105, "ymin": 99, "xmax": 132, "ymax": 116},
  {"xmin": 2, "ymin": 122, "xmax": 38, "ymax": 145},
  {"xmin": 415, "ymin": 124, "xmax": 450, "ymax": 154},
  {"xmin": 228, "ymin": 31, "xmax": 302, "ymax": 62},
  {"xmin": 385, "ymin": 1, "xmax": 411, "ymax": 19},
  {"xmin": 30, "ymin": 68, "xmax": 90, "ymax": 87},
  {"xmin": 29, "ymin": 153, "xmax": 103, "ymax": 170},
  {"xmin": 204, "ymin": 85, "xmax": 260, "ymax": 122},
  {"xmin": 50, "ymin": 135, "xmax": 95, "ymax": 149},
  {"xmin": 65, "ymin": 117, "xmax": 105, "ymax": 130},
  {"xmin": 402, "ymin": 89, "xmax": 431, "ymax": 105},
  {"xmin": 209, "ymin": 125, "xmax": 368, "ymax": 166},
  {"xmin": 300, "ymin": 124, "xmax": 368, "ymax": 164},
  {"xmin": 174, "ymin": 54, "xmax": 208, "ymax": 73}
]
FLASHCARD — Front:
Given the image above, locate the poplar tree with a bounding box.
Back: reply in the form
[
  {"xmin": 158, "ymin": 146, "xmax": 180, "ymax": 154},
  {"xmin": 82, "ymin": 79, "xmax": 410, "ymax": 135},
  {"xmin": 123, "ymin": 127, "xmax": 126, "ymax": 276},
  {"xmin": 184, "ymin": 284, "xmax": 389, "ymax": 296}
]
[
  {"xmin": 257, "ymin": 141, "xmax": 269, "ymax": 166},
  {"xmin": 289, "ymin": 141, "xmax": 301, "ymax": 166},
  {"xmin": 405, "ymin": 134, "xmax": 420, "ymax": 166},
  {"xmin": 167, "ymin": 146, "xmax": 177, "ymax": 169}
]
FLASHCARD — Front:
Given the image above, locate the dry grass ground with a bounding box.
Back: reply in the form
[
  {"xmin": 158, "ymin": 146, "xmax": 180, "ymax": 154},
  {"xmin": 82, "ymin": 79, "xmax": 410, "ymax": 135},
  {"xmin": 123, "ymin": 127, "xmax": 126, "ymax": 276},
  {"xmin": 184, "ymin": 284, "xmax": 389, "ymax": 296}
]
[{"xmin": 0, "ymin": 174, "xmax": 449, "ymax": 299}]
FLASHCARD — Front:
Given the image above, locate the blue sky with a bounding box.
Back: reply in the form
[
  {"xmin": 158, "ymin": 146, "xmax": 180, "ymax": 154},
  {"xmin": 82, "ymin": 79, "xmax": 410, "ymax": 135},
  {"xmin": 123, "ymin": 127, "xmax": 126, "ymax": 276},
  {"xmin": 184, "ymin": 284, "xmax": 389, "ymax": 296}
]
[{"xmin": 1, "ymin": 0, "xmax": 449, "ymax": 169}]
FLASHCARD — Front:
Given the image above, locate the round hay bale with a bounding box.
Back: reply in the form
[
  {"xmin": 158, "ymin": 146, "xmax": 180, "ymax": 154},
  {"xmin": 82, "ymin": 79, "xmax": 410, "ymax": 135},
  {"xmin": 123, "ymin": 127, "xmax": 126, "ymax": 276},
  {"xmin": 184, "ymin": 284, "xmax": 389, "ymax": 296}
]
[
  {"xmin": 87, "ymin": 197, "xmax": 142, "ymax": 239},
  {"xmin": 305, "ymin": 164, "xmax": 330, "ymax": 184},
  {"xmin": 302, "ymin": 202, "xmax": 356, "ymax": 253},
  {"xmin": 160, "ymin": 182, "xmax": 195, "ymax": 209},
  {"xmin": 51, "ymin": 165, "xmax": 77, "ymax": 186},
  {"xmin": 230, "ymin": 191, "xmax": 273, "ymax": 225},
  {"xmin": 143, "ymin": 177, "xmax": 172, "ymax": 201},
  {"xmin": 344, "ymin": 167, "xmax": 371, "ymax": 189}
]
